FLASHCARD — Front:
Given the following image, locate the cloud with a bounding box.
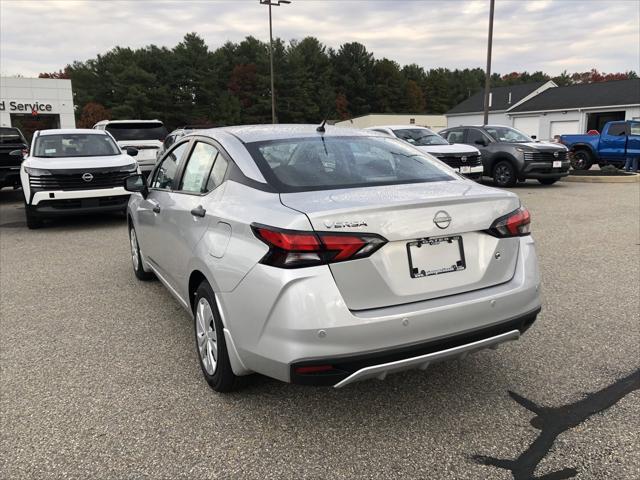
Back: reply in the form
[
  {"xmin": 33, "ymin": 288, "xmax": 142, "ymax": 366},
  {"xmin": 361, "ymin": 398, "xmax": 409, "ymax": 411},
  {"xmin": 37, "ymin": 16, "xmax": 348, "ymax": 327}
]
[{"xmin": 0, "ymin": 0, "xmax": 638, "ymax": 77}]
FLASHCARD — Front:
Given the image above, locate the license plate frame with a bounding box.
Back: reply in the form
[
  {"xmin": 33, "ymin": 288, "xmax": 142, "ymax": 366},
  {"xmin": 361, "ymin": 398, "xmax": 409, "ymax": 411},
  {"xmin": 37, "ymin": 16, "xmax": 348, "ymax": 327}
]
[
  {"xmin": 552, "ymin": 160, "xmax": 562, "ymax": 168},
  {"xmin": 460, "ymin": 165, "xmax": 471, "ymax": 174},
  {"xmin": 407, "ymin": 235, "xmax": 466, "ymax": 279}
]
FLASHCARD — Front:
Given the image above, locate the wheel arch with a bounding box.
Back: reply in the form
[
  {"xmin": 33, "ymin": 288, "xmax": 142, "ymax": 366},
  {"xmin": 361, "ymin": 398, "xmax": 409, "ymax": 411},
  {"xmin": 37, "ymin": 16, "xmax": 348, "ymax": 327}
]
[
  {"xmin": 188, "ymin": 268, "xmax": 252, "ymax": 376},
  {"xmin": 491, "ymin": 155, "xmax": 518, "ymax": 175},
  {"xmin": 569, "ymin": 143, "xmax": 596, "ymax": 155},
  {"xmin": 188, "ymin": 270, "xmax": 209, "ymax": 311}
]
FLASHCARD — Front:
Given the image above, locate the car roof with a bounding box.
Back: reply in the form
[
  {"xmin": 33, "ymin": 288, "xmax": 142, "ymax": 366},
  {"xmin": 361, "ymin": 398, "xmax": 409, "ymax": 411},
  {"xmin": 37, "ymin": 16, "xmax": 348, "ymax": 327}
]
[
  {"xmin": 97, "ymin": 119, "xmax": 163, "ymax": 125},
  {"xmin": 194, "ymin": 124, "xmax": 386, "ymax": 143},
  {"xmin": 37, "ymin": 128, "xmax": 108, "ymax": 136},
  {"xmin": 443, "ymin": 125, "xmax": 510, "ymax": 129},
  {"xmin": 368, "ymin": 125, "xmax": 435, "ymax": 131}
]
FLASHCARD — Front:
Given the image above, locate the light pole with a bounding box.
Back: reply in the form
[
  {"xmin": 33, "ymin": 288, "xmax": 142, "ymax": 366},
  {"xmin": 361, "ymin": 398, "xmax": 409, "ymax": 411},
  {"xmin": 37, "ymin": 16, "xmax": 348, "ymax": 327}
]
[
  {"xmin": 260, "ymin": 0, "xmax": 291, "ymax": 124},
  {"xmin": 482, "ymin": 0, "xmax": 495, "ymax": 126}
]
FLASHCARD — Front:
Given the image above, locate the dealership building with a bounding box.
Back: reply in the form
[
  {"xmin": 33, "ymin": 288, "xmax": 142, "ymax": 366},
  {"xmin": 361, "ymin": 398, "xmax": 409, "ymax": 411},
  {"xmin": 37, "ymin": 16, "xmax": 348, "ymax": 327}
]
[
  {"xmin": 0, "ymin": 76, "xmax": 76, "ymax": 140},
  {"xmin": 335, "ymin": 114, "xmax": 447, "ymax": 131},
  {"xmin": 445, "ymin": 79, "xmax": 640, "ymax": 140}
]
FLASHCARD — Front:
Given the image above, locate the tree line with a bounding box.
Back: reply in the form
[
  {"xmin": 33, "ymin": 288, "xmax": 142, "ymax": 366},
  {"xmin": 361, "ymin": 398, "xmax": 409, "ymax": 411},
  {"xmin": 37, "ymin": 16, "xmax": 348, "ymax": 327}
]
[{"xmin": 39, "ymin": 33, "xmax": 638, "ymax": 130}]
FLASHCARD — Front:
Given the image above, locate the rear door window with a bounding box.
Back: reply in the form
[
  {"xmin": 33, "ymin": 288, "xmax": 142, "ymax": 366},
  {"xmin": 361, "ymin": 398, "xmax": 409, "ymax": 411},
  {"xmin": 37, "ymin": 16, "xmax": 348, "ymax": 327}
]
[
  {"xmin": 607, "ymin": 123, "xmax": 628, "ymax": 136},
  {"xmin": 467, "ymin": 129, "xmax": 490, "ymax": 145},
  {"xmin": 179, "ymin": 142, "xmax": 220, "ymax": 194}
]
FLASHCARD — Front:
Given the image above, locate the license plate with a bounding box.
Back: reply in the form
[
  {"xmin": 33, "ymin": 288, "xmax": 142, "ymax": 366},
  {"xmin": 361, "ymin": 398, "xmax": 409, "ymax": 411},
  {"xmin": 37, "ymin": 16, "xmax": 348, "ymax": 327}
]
[
  {"xmin": 407, "ymin": 236, "xmax": 466, "ymax": 278},
  {"xmin": 460, "ymin": 166, "xmax": 471, "ymax": 174},
  {"xmin": 553, "ymin": 160, "xmax": 561, "ymax": 168}
]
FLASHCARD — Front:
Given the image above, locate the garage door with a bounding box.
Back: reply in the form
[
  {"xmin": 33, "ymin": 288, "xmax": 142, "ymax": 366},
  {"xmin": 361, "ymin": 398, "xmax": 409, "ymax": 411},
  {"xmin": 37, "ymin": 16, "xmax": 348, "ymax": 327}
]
[
  {"xmin": 513, "ymin": 116, "xmax": 540, "ymax": 139},
  {"xmin": 550, "ymin": 120, "xmax": 580, "ymax": 139}
]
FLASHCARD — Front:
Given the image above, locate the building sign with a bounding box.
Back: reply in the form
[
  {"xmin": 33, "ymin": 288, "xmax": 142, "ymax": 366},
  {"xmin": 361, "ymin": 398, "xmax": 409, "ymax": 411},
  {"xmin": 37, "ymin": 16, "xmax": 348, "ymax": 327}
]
[{"xmin": 0, "ymin": 100, "xmax": 53, "ymax": 112}]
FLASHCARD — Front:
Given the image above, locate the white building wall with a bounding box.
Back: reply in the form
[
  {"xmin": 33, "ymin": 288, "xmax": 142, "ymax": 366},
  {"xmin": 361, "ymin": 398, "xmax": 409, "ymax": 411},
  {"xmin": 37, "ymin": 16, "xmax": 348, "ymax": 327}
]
[
  {"xmin": 0, "ymin": 77, "xmax": 75, "ymax": 128},
  {"xmin": 510, "ymin": 106, "xmax": 640, "ymax": 140},
  {"xmin": 336, "ymin": 114, "xmax": 447, "ymax": 130},
  {"xmin": 445, "ymin": 112, "xmax": 510, "ymax": 128}
]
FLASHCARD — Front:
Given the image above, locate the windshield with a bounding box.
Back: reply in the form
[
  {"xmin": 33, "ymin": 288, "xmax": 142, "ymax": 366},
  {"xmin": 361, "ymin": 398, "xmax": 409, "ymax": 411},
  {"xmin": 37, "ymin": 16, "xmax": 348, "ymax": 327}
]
[
  {"xmin": 485, "ymin": 126, "xmax": 532, "ymax": 143},
  {"xmin": 106, "ymin": 122, "xmax": 167, "ymax": 141},
  {"xmin": 33, "ymin": 133, "xmax": 121, "ymax": 158},
  {"xmin": 246, "ymin": 136, "xmax": 454, "ymax": 192},
  {"xmin": 393, "ymin": 128, "xmax": 449, "ymax": 146},
  {"xmin": 0, "ymin": 127, "xmax": 26, "ymax": 145}
]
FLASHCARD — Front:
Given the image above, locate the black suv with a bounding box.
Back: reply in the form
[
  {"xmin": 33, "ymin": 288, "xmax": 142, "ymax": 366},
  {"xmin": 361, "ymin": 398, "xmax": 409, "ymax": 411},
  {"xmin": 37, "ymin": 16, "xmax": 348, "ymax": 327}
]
[
  {"xmin": 0, "ymin": 127, "xmax": 28, "ymax": 189},
  {"xmin": 439, "ymin": 125, "xmax": 570, "ymax": 187}
]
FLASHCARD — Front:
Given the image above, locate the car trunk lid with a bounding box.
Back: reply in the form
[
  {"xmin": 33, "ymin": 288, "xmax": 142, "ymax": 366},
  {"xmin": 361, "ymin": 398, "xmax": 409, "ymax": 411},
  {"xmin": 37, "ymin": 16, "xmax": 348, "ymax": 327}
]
[{"xmin": 280, "ymin": 181, "xmax": 521, "ymax": 310}]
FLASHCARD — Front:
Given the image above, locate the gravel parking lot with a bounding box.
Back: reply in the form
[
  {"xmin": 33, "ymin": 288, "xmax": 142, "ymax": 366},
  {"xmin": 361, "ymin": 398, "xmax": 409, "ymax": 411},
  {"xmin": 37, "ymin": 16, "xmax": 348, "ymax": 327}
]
[{"xmin": 1, "ymin": 181, "xmax": 639, "ymax": 480}]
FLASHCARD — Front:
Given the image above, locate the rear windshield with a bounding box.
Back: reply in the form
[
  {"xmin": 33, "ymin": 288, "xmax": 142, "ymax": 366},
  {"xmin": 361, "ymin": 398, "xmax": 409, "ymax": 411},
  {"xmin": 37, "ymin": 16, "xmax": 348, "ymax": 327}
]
[
  {"xmin": 106, "ymin": 122, "xmax": 168, "ymax": 141},
  {"xmin": 245, "ymin": 136, "xmax": 454, "ymax": 192},
  {"xmin": 393, "ymin": 129, "xmax": 449, "ymax": 146},
  {"xmin": 33, "ymin": 133, "xmax": 121, "ymax": 158},
  {"xmin": 0, "ymin": 127, "xmax": 26, "ymax": 145}
]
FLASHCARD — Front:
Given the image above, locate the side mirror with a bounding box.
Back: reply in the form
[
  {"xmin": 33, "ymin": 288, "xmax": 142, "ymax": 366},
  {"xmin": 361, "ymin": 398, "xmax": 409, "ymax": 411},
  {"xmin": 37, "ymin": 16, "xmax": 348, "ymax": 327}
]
[
  {"xmin": 126, "ymin": 147, "xmax": 139, "ymax": 157},
  {"xmin": 531, "ymin": 135, "xmax": 537, "ymax": 140},
  {"xmin": 9, "ymin": 149, "xmax": 24, "ymax": 157},
  {"xmin": 474, "ymin": 139, "xmax": 487, "ymax": 146},
  {"xmin": 124, "ymin": 174, "xmax": 148, "ymax": 198}
]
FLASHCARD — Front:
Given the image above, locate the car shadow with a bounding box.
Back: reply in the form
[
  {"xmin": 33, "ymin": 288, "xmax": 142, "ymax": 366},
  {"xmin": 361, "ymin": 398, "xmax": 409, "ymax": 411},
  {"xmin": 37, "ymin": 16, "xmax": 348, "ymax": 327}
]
[{"xmin": 479, "ymin": 178, "xmax": 568, "ymax": 189}]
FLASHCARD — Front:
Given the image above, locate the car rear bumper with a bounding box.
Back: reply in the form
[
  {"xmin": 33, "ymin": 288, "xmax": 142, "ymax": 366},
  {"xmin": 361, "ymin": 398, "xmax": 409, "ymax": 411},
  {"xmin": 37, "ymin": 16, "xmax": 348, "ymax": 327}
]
[
  {"xmin": 292, "ymin": 310, "xmax": 537, "ymax": 387},
  {"xmin": 28, "ymin": 187, "xmax": 129, "ymax": 215},
  {"xmin": 219, "ymin": 235, "xmax": 541, "ymax": 386}
]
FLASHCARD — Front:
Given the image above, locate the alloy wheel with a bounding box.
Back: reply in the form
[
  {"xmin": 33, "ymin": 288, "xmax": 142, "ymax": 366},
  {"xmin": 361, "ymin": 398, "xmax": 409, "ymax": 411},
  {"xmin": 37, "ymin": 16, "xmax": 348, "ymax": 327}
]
[
  {"xmin": 130, "ymin": 228, "xmax": 140, "ymax": 270},
  {"xmin": 495, "ymin": 164, "xmax": 512, "ymax": 185},
  {"xmin": 195, "ymin": 298, "xmax": 218, "ymax": 375}
]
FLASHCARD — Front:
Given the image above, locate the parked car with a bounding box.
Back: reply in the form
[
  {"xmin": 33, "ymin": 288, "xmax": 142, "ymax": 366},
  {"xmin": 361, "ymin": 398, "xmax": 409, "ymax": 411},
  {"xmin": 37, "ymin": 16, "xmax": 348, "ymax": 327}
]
[
  {"xmin": 560, "ymin": 120, "xmax": 640, "ymax": 170},
  {"xmin": 94, "ymin": 120, "xmax": 167, "ymax": 174},
  {"xmin": 366, "ymin": 125, "xmax": 483, "ymax": 180},
  {"xmin": 439, "ymin": 125, "xmax": 570, "ymax": 187},
  {"xmin": 19, "ymin": 129, "xmax": 139, "ymax": 228},
  {"xmin": 156, "ymin": 125, "xmax": 219, "ymax": 160},
  {"xmin": 124, "ymin": 125, "xmax": 541, "ymax": 392},
  {"xmin": 0, "ymin": 126, "xmax": 28, "ymax": 189}
]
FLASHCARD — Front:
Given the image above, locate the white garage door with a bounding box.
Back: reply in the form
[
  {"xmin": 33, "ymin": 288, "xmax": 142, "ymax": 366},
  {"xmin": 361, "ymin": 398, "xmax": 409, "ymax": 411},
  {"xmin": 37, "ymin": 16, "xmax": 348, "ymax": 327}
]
[
  {"xmin": 550, "ymin": 120, "xmax": 580, "ymax": 138},
  {"xmin": 513, "ymin": 116, "xmax": 540, "ymax": 139}
]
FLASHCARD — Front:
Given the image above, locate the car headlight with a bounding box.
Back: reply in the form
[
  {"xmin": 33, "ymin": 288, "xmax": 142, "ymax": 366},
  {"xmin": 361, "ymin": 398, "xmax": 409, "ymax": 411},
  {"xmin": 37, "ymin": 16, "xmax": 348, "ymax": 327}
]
[
  {"xmin": 119, "ymin": 163, "xmax": 137, "ymax": 172},
  {"xmin": 515, "ymin": 147, "xmax": 529, "ymax": 153},
  {"xmin": 24, "ymin": 167, "xmax": 52, "ymax": 176}
]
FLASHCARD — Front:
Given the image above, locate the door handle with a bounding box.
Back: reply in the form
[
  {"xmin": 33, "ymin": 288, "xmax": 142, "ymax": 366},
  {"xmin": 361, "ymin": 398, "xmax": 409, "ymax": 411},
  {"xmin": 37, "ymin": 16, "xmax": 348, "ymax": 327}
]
[{"xmin": 191, "ymin": 205, "xmax": 206, "ymax": 218}]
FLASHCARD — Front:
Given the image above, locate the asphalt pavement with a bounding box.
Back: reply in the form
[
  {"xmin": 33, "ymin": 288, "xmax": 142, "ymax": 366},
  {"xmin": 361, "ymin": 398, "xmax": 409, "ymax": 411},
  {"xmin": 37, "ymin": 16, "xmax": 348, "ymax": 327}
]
[{"xmin": 1, "ymin": 180, "xmax": 639, "ymax": 480}]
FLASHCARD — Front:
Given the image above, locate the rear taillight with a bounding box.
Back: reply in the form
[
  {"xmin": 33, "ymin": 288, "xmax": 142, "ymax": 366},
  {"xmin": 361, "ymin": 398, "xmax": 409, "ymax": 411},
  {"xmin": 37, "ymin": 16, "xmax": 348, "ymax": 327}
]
[
  {"xmin": 252, "ymin": 224, "xmax": 387, "ymax": 268},
  {"xmin": 487, "ymin": 207, "xmax": 531, "ymax": 237}
]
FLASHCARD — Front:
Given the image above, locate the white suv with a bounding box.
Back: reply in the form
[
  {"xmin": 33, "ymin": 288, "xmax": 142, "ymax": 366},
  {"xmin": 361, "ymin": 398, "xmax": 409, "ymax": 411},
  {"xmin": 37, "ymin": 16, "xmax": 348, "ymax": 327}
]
[
  {"xmin": 94, "ymin": 120, "xmax": 167, "ymax": 174},
  {"xmin": 368, "ymin": 126, "xmax": 484, "ymax": 180},
  {"xmin": 19, "ymin": 129, "xmax": 139, "ymax": 228}
]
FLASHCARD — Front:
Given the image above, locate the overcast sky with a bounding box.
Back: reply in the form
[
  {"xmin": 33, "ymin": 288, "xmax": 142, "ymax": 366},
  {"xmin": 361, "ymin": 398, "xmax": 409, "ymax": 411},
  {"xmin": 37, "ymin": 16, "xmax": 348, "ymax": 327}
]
[{"xmin": 1, "ymin": 0, "xmax": 639, "ymax": 77}]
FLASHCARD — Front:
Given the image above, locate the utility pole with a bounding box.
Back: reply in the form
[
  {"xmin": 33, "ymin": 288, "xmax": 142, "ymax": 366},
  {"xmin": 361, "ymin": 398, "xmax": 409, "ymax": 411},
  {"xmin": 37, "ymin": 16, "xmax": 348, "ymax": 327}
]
[
  {"xmin": 260, "ymin": 0, "xmax": 291, "ymax": 124},
  {"xmin": 483, "ymin": 0, "xmax": 495, "ymax": 126}
]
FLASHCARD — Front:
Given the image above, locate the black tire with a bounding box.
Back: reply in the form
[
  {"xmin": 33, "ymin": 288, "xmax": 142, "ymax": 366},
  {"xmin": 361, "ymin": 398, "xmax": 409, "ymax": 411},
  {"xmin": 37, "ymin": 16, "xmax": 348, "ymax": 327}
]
[
  {"xmin": 538, "ymin": 178, "xmax": 559, "ymax": 185},
  {"xmin": 129, "ymin": 225, "xmax": 154, "ymax": 281},
  {"xmin": 571, "ymin": 150, "xmax": 593, "ymax": 170},
  {"xmin": 493, "ymin": 161, "xmax": 517, "ymax": 187},
  {"xmin": 194, "ymin": 281, "xmax": 236, "ymax": 392},
  {"xmin": 24, "ymin": 205, "xmax": 43, "ymax": 229}
]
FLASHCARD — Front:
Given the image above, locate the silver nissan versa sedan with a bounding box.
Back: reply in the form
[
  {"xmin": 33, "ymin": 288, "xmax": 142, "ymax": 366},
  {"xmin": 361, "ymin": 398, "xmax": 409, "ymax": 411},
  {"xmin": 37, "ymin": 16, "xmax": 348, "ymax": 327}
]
[{"xmin": 124, "ymin": 125, "xmax": 541, "ymax": 392}]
